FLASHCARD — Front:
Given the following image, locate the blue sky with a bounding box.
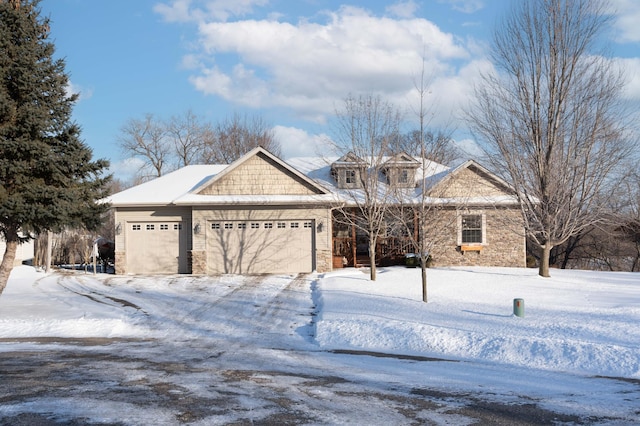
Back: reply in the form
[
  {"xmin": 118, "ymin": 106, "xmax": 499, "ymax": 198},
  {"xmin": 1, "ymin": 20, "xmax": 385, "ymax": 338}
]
[{"xmin": 39, "ymin": 0, "xmax": 640, "ymax": 179}]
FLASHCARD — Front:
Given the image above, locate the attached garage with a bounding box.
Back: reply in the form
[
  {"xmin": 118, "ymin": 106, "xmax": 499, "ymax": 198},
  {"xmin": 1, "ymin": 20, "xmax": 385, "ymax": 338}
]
[
  {"xmin": 110, "ymin": 148, "xmax": 335, "ymax": 275},
  {"xmin": 206, "ymin": 219, "xmax": 314, "ymax": 274},
  {"xmin": 125, "ymin": 221, "xmax": 188, "ymax": 274}
]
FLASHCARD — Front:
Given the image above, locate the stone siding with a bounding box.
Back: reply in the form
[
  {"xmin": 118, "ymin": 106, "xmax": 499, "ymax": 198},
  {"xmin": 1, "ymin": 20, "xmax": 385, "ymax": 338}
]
[
  {"xmin": 189, "ymin": 250, "xmax": 207, "ymax": 275},
  {"xmin": 432, "ymin": 208, "xmax": 525, "ymax": 268},
  {"xmin": 115, "ymin": 251, "xmax": 126, "ymax": 275}
]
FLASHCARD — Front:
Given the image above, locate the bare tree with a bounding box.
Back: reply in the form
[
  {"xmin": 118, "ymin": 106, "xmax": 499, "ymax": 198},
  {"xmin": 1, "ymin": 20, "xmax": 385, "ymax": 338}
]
[
  {"xmin": 390, "ymin": 63, "xmax": 461, "ymax": 302},
  {"xmin": 118, "ymin": 114, "xmax": 169, "ymax": 180},
  {"xmin": 119, "ymin": 112, "xmax": 282, "ymax": 178},
  {"xmin": 166, "ymin": 109, "xmax": 215, "ymax": 168},
  {"xmin": 393, "ymin": 130, "xmax": 460, "ymax": 166},
  {"xmin": 332, "ymin": 94, "xmax": 403, "ymax": 281},
  {"xmin": 202, "ymin": 113, "xmax": 281, "ymax": 164},
  {"xmin": 466, "ymin": 0, "xmax": 630, "ymax": 277}
]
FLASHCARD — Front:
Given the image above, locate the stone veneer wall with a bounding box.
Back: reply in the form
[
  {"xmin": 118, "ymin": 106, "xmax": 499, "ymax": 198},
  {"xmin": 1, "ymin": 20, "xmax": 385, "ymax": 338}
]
[
  {"xmin": 432, "ymin": 208, "xmax": 526, "ymax": 268},
  {"xmin": 189, "ymin": 250, "xmax": 207, "ymax": 275},
  {"xmin": 115, "ymin": 251, "xmax": 126, "ymax": 275},
  {"xmin": 316, "ymin": 249, "xmax": 332, "ymax": 273}
]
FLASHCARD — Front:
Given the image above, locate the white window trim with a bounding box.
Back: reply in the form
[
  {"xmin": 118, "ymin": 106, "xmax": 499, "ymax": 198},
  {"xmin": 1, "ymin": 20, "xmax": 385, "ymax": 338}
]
[{"xmin": 457, "ymin": 210, "xmax": 487, "ymax": 246}]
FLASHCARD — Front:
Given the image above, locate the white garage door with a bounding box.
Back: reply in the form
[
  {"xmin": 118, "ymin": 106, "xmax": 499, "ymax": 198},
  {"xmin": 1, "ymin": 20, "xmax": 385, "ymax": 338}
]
[
  {"xmin": 207, "ymin": 220, "xmax": 314, "ymax": 274},
  {"xmin": 126, "ymin": 222, "xmax": 186, "ymax": 274}
]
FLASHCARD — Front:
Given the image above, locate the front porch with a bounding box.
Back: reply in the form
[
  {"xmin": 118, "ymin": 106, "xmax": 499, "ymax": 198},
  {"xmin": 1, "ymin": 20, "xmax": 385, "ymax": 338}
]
[{"xmin": 332, "ymin": 236, "xmax": 414, "ymax": 268}]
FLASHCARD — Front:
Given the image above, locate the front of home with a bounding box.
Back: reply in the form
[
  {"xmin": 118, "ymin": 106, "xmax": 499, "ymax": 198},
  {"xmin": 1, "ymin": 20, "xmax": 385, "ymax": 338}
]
[{"xmin": 109, "ymin": 147, "xmax": 526, "ymax": 275}]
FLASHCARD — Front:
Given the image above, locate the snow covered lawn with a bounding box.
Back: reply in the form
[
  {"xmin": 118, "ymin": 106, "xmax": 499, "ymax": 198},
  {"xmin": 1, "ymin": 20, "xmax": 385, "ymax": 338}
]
[
  {"xmin": 316, "ymin": 266, "xmax": 640, "ymax": 379},
  {"xmin": 1, "ymin": 265, "xmax": 638, "ymax": 380}
]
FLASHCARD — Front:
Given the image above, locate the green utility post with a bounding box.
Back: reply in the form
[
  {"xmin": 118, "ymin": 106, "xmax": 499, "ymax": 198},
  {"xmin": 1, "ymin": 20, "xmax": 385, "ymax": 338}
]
[{"xmin": 513, "ymin": 298, "xmax": 525, "ymax": 317}]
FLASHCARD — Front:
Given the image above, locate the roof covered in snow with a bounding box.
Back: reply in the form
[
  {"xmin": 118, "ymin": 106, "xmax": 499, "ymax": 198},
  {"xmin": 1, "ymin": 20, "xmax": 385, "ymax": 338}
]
[{"xmin": 108, "ymin": 148, "xmax": 518, "ymax": 208}]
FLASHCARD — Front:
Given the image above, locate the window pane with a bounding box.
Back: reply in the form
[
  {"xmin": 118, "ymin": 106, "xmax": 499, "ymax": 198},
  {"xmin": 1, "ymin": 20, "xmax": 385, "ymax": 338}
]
[{"xmin": 461, "ymin": 215, "xmax": 482, "ymax": 243}]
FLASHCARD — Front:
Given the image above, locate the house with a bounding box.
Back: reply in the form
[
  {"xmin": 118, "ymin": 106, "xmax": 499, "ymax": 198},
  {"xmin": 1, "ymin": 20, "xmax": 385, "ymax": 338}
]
[
  {"xmin": 0, "ymin": 237, "xmax": 34, "ymax": 266},
  {"xmin": 108, "ymin": 147, "xmax": 526, "ymax": 275},
  {"xmin": 288, "ymin": 152, "xmax": 526, "ymax": 269}
]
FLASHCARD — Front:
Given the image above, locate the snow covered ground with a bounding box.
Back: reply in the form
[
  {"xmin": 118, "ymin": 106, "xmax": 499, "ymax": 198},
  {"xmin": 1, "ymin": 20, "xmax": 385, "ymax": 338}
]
[{"xmin": 0, "ymin": 265, "xmax": 638, "ymax": 424}]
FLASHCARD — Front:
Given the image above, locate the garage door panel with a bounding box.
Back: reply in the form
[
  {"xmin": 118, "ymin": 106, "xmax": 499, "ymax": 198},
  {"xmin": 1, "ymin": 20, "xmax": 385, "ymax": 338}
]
[
  {"xmin": 126, "ymin": 222, "xmax": 185, "ymax": 274},
  {"xmin": 207, "ymin": 220, "xmax": 313, "ymax": 274}
]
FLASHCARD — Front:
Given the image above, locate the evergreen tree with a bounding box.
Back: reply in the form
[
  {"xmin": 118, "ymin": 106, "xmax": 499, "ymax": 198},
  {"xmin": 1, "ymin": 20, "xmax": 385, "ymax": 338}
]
[{"xmin": 0, "ymin": 0, "xmax": 110, "ymax": 294}]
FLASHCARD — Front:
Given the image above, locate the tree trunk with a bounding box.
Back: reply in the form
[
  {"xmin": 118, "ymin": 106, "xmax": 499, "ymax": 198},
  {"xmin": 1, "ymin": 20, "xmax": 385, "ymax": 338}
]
[
  {"xmin": 0, "ymin": 239, "xmax": 18, "ymax": 296},
  {"xmin": 369, "ymin": 241, "xmax": 377, "ymax": 281},
  {"xmin": 421, "ymin": 263, "xmax": 427, "ymax": 303},
  {"xmin": 539, "ymin": 244, "xmax": 552, "ymax": 277}
]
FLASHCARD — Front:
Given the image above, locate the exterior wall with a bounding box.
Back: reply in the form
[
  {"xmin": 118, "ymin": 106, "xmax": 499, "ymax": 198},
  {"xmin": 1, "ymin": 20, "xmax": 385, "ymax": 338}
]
[
  {"xmin": 189, "ymin": 250, "xmax": 206, "ymax": 275},
  {"xmin": 431, "ymin": 207, "xmax": 526, "ymax": 268},
  {"xmin": 199, "ymin": 154, "xmax": 319, "ymax": 196},
  {"xmin": 192, "ymin": 205, "xmax": 333, "ymax": 273},
  {"xmin": 435, "ymin": 167, "xmax": 508, "ymax": 198},
  {"xmin": 114, "ymin": 206, "xmax": 192, "ymax": 275}
]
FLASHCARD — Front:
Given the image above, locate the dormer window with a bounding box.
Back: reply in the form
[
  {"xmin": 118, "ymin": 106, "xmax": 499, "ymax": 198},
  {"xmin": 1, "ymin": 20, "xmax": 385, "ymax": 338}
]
[
  {"xmin": 382, "ymin": 152, "xmax": 420, "ymax": 188},
  {"xmin": 399, "ymin": 169, "xmax": 409, "ymax": 184},
  {"xmin": 345, "ymin": 170, "xmax": 356, "ymax": 185},
  {"xmin": 331, "ymin": 152, "xmax": 366, "ymax": 189}
]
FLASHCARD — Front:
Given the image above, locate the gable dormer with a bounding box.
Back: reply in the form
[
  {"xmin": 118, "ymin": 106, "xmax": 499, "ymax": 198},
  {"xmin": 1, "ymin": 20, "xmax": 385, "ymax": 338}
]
[
  {"xmin": 330, "ymin": 152, "xmax": 367, "ymax": 189},
  {"xmin": 382, "ymin": 152, "xmax": 420, "ymax": 188}
]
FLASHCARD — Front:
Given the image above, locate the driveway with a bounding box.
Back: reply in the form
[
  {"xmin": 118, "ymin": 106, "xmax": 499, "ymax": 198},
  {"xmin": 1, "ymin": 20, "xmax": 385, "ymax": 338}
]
[{"xmin": 0, "ymin": 273, "xmax": 632, "ymax": 425}]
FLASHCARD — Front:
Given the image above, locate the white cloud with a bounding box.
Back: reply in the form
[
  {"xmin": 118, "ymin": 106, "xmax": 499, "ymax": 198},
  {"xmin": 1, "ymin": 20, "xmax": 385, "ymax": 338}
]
[
  {"xmin": 66, "ymin": 81, "xmax": 93, "ymax": 102},
  {"xmin": 154, "ymin": 0, "xmax": 269, "ymax": 23},
  {"xmin": 273, "ymin": 126, "xmax": 334, "ymax": 159},
  {"xmin": 386, "ymin": 0, "xmax": 419, "ymax": 18},
  {"xmin": 153, "ymin": 0, "xmax": 196, "ymax": 23},
  {"xmin": 189, "ymin": 6, "xmax": 470, "ymax": 123},
  {"xmin": 108, "ymin": 157, "xmax": 147, "ymax": 183},
  {"xmin": 453, "ymin": 137, "xmax": 483, "ymax": 159},
  {"xmin": 609, "ymin": 0, "xmax": 640, "ymax": 43},
  {"xmin": 614, "ymin": 57, "xmax": 640, "ymax": 101},
  {"xmin": 439, "ymin": 0, "xmax": 484, "ymax": 14}
]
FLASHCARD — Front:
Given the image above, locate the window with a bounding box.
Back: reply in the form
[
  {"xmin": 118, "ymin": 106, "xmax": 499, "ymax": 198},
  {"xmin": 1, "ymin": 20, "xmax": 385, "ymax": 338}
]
[
  {"xmin": 132, "ymin": 224, "xmax": 141, "ymax": 231},
  {"xmin": 303, "ymin": 222, "xmax": 313, "ymax": 228},
  {"xmin": 174, "ymin": 223, "xmax": 182, "ymax": 230},
  {"xmin": 238, "ymin": 223, "xmax": 246, "ymax": 229},
  {"xmin": 399, "ymin": 169, "xmax": 409, "ymax": 184},
  {"xmin": 264, "ymin": 223, "xmax": 273, "ymax": 229},
  {"xmin": 160, "ymin": 224, "xmax": 169, "ymax": 230},
  {"xmin": 290, "ymin": 222, "xmax": 299, "ymax": 228},
  {"xmin": 146, "ymin": 224, "xmax": 155, "ymax": 231},
  {"xmin": 277, "ymin": 222, "xmax": 286, "ymax": 229},
  {"xmin": 211, "ymin": 223, "xmax": 220, "ymax": 230},
  {"xmin": 224, "ymin": 223, "xmax": 233, "ymax": 229},
  {"xmin": 251, "ymin": 223, "xmax": 260, "ymax": 229},
  {"xmin": 461, "ymin": 215, "xmax": 483, "ymax": 244},
  {"xmin": 345, "ymin": 170, "xmax": 356, "ymax": 184}
]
